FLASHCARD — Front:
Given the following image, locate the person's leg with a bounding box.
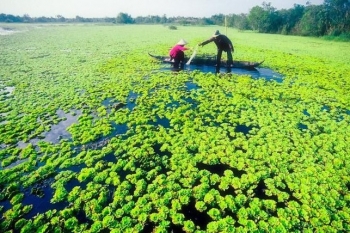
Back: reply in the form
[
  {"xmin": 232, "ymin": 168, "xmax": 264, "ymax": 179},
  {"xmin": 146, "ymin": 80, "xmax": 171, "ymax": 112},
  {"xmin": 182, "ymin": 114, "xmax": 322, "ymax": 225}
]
[
  {"xmin": 179, "ymin": 51, "xmax": 185, "ymax": 69},
  {"xmin": 226, "ymin": 50, "xmax": 233, "ymax": 73},
  {"xmin": 216, "ymin": 49, "xmax": 223, "ymax": 73},
  {"xmin": 173, "ymin": 59, "xmax": 180, "ymax": 69},
  {"xmin": 174, "ymin": 51, "xmax": 185, "ymax": 69}
]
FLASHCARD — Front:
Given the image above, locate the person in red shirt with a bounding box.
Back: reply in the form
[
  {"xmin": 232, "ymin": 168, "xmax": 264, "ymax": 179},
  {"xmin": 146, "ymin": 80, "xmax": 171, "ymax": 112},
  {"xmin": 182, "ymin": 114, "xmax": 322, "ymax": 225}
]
[
  {"xmin": 199, "ymin": 30, "xmax": 234, "ymax": 73},
  {"xmin": 169, "ymin": 39, "xmax": 190, "ymax": 69}
]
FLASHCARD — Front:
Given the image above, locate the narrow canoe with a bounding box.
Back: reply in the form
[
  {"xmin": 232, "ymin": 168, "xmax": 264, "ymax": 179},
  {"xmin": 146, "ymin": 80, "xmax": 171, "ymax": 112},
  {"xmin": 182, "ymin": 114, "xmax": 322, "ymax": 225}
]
[{"xmin": 148, "ymin": 53, "xmax": 264, "ymax": 69}]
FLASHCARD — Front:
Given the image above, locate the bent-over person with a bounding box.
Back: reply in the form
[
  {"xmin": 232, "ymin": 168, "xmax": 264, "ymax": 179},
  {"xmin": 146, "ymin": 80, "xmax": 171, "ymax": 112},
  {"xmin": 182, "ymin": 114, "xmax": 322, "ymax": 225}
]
[{"xmin": 199, "ymin": 30, "xmax": 234, "ymax": 73}]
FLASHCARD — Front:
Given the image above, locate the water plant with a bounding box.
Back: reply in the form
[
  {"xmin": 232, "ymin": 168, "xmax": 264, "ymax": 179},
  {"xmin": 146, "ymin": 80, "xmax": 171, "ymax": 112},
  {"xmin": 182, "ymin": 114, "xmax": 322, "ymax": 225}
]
[{"xmin": 0, "ymin": 23, "xmax": 350, "ymax": 232}]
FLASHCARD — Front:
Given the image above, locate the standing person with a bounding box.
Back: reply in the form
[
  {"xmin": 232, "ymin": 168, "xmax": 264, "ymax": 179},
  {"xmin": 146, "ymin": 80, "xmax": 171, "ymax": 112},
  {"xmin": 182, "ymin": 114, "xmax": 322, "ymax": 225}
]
[
  {"xmin": 198, "ymin": 30, "xmax": 234, "ymax": 73},
  {"xmin": 169, "ymin": 39, "xmax": 190, "ymax": 70}
]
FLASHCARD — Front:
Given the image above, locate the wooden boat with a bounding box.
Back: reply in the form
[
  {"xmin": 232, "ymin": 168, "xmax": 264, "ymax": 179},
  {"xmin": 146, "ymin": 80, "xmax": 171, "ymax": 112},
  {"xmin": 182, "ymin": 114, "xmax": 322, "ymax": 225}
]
[{"xmin": 148, "ymin": 53, "xmax": 264, "ymax": 69}]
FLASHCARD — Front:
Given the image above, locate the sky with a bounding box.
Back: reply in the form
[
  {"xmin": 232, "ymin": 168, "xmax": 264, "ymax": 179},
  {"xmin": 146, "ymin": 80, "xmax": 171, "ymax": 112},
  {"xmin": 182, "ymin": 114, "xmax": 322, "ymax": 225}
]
[{"xmin": 0, "ymin": 0, "xmax": 325, "ymax": 18}]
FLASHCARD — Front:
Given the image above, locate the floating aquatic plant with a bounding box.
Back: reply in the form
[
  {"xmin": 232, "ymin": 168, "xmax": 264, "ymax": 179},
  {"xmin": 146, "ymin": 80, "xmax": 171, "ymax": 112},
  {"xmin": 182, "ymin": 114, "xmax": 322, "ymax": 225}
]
[{"xmin": 0, "ymin": 24, "xmax": 350, "ymax": 232}]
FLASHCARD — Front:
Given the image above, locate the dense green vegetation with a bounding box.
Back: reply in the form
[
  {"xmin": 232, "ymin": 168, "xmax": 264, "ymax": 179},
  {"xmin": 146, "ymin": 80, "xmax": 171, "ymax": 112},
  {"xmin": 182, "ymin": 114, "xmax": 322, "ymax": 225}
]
[
  {"xmin": 0, "ymin": 24, "xmax": 350, "ymax": 232},
  {"xmin": 1, "ymin": 0, "xmax": 350, "ymax": 38}
]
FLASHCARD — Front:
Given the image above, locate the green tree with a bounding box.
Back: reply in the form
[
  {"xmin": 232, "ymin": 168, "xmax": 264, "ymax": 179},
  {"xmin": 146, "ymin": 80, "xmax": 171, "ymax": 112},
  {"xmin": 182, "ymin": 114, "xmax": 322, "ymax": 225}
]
[
  {"xmin": 248, "ymin": 5, "xmax": 268, "ymax": 32},
  {"xmin": 210, "ymin": 14, "xmax": 225, "ymax": 26},
  {"xmin": 232, "ymin": 13, "xmax": 251, "ymax": 30},
  {"xmin": 23, "ymin": 14, "xmax": 33, "ymax": 23},
  {"xmin": 160, "ymin": 14, "xmax": 168, "ymax": 24},
  {"xmin": 296, "ymin": 5, "xmax": 327, "ymax": 36},
  {"xmin": 56, "ymin": 15, "xmax": 66, "ymax": 22},
  {"xmin": 116, "ymin": 12, "xmax": 133, "ymax": 24},
  {"xmin": 279, "ymin": 4, "xmax": 305, "ymax": 34},
  {"xmin": 324, "ymin": 0, "xmax": 350, "ymax": 34},
  {"xmin": 199, "ymin": 17, "xmax": 214, "ymax": 25},
  {"xmin": 248, "ymin": 2, "xmax": 282, "ymax": 33}
]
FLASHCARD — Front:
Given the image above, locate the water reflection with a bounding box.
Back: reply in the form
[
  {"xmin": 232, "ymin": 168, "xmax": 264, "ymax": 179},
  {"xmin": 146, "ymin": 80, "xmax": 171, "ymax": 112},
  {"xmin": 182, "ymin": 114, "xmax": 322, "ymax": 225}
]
[
  {"xmin": 44, "ymin": 109, "xmax": 82, "ymax": 143},
  {"xmin": 17, "ymin": 109, "xmax": 81, "ymax": 149}
]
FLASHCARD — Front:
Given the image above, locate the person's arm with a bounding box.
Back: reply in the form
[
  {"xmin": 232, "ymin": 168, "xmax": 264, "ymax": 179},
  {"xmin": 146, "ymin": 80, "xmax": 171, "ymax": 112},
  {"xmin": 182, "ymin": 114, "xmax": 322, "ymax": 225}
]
[
  {"xmin": 229, "ymin": 39, "xmax": 234, "ymax": 52},
  {"xmin": 199, "ymin": 37, "xmax": 214, "ymax": 46},
  {"xmin": 229, "ymin": 43, "xmax": 234, "ymax": 52},
  {"xmin": 224, "ymin": 36, "xmax": 234, "ymax": 52}
]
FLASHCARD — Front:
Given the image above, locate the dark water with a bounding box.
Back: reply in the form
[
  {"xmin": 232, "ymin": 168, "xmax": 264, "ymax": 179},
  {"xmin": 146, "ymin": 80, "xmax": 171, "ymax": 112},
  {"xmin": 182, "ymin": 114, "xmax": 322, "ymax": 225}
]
[
  {"xmin": 190, "ymin": 64, "xmax": 283, "ymax": 82},
  {"xmin": 22, "ymin": 179, "xmax": 69, "ymax": 219},
  {"xmin": 15, "ymin": 109, "xmax": 82, "ymax": 149},
  {"xmin": 161, "ymin": 64, "xmax": 283, "ymax": 82},
  {"xmin": 102, "ymin": 91, "xmax": 138, "ymax": 112},
  {"xmin": 45, "ymin": 109, "xmax": 82, "ymax": 144},
  {"xmin": 235, "ymin": 125, "xmax": 253, "ymax": 135}
]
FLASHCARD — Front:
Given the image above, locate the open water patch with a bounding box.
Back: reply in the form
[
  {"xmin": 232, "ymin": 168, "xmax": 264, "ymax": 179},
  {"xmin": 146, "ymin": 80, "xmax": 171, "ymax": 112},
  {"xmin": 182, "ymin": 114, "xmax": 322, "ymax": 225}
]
[
  {"xmin": 235, "ymin": 124, "xmax": 253, "ymax": 136},
  {"xmin": 190, "ymin": 65, "xmax": 283, "ymax": 82},
  {"xmin": 44, "ymin": 109, "xmax": 82, "ymax": 143},
  {"xmin": 102, "ymin": 91, "xmax": 138, "ymax": 113},
  {"xmin": 1, "ymin": 86, "xmax": 15, "ymax": 96},
  {"xmin": 1, "ymin": 109, "xmax": 82, "ymax": 169},
  {"xmin": 0, "ymin": 177, "xmax": 69, "ymax": 223},
  {"xmin": 197, "ymin": 162, "xmax": 246, "ymax": 178},
  {"xmin": 127, "ymin": 91, "xmax": 138, "ymax": 109},
  {"xmin": 185, "ymin": 81, "xmax": 199, "ymax": 91},
  {"xmin": 182, "ymin": 198, "xmax": 212, "ymax": 230},
  {"xmin": 303, "ymin": 109, "xmax": 311, "ymax": 116},
  {"xmin": 22, "ymin": 178, "xmax": 69, "ymax": 219},
  {"xmin": 160, "ymin": 64, "xmax": 283, "ymax": 82},
  {"xmin": 17, "ymin": 109, "xmax": 82, "ymax": 149},
  {"xmin": 149, "ymin": 116, "xmax": 171, "ymax": 128},
  {"xmin": 297, "ymin": 123, "xmax": 308, "ymax": 131}
]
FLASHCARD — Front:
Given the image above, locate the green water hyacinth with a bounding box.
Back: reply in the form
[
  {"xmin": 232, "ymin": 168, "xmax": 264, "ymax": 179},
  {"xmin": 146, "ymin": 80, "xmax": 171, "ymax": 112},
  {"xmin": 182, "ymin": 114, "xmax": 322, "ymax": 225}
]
[{"xmin": 0, "ymin": 23, "xmax": 350, "ymax": 232}]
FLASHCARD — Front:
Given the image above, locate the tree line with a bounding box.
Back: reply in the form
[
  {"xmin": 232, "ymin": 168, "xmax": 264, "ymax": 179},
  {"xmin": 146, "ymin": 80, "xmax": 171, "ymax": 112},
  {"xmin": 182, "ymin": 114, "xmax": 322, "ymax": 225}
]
[{"xmin": 1, "ymin": 0, "xmax": 349, "ymax": 38}]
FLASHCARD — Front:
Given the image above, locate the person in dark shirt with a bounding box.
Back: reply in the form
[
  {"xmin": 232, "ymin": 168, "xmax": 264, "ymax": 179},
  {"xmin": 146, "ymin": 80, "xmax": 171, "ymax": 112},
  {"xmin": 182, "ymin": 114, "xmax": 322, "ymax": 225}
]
[{"xmin": 199, "ymin": 30, "xmax": 234, "ymax": 73}]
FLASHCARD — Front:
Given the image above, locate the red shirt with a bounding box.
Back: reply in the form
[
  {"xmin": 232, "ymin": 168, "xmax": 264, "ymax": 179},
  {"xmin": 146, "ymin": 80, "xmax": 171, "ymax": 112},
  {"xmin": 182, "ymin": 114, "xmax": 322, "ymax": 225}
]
[{"xmin": 169, "ymin": 45, "xmax": 188, "ymax": 58}]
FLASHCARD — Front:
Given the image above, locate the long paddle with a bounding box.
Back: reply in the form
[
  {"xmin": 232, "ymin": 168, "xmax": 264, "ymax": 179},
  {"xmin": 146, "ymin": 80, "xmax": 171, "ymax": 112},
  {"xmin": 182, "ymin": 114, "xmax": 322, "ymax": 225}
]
[{"xmin": 186, "ymin": 45, "xmax": 198, "ymax": 65}]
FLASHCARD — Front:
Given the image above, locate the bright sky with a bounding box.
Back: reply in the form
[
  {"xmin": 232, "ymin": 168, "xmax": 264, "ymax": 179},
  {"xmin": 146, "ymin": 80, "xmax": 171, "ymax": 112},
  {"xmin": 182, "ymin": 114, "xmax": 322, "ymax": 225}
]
[{"xmin": 1, "ymin": 0, "xmax": 324, "ymax": 18}]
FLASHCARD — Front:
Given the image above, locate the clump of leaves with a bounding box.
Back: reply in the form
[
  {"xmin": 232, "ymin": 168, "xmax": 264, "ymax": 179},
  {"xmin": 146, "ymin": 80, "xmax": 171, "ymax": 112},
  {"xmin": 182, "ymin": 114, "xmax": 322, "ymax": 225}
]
[{"xmin": 168, "ymin": 25, "xmax": 177, "ymax": 30}]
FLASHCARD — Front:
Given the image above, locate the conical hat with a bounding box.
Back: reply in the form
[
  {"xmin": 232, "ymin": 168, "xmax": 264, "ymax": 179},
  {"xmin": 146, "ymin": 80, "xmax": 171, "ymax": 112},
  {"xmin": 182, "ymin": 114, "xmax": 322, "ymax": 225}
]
[{"xmin": 176, "ymin": 39, "xmax": 188, "ymax": 45}]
